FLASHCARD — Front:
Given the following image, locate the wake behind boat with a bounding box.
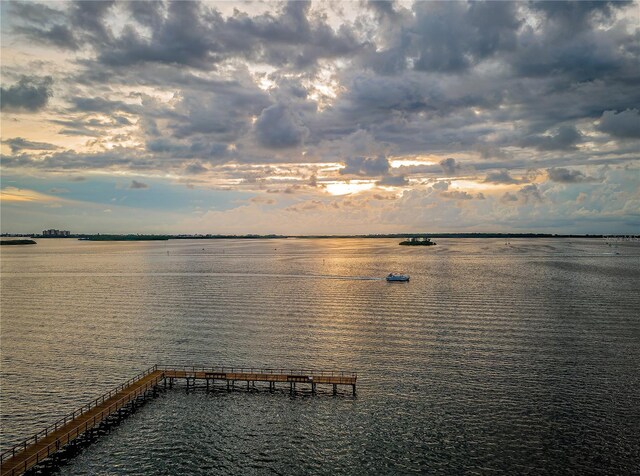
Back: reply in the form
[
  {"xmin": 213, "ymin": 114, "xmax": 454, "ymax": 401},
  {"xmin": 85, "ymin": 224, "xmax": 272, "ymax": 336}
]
[{"xmin": 386, "ymin": 273, "xmax": 410, "ymax": 282}]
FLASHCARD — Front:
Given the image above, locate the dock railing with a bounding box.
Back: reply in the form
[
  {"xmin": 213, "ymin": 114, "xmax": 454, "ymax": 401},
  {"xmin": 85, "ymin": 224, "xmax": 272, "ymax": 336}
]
[
  {"xmin": 1, "ymin": 364, "xmax": 357, "ymax": 471},
  {"xmin": 158, "ymin": 365, "xmax": 357, "ymax": 379},
  {"xmin": 0, "ymin": 365, "xmax": 159, "ymax": 465},
  {"xmin": 1, "ymin": 372, "xmax": 164, "ymax": 476}
]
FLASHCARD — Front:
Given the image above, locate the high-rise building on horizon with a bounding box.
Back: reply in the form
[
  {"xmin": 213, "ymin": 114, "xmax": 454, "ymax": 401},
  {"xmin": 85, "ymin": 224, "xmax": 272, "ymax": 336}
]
[{"xmin": 42, "ymin": 229, "xmax": 70, "ymax": 237}]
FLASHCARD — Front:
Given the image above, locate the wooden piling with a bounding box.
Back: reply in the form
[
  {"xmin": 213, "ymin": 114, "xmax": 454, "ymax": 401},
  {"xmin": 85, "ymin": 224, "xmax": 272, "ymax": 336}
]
[{"xmin": 0, "ymin": 365, "xmax": 357, "ymax": 476}]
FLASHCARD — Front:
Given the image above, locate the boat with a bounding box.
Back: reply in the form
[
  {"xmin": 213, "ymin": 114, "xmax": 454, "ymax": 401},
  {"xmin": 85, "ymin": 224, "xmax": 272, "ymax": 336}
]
[{"xmin": 386, "ymin": 273, "xmax": 410, "ymax": 282}]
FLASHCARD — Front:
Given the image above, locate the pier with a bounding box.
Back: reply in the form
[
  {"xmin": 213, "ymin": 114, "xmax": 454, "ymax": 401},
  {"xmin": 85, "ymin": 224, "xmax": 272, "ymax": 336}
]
[{"xmin": 0, "ymin": 365, "xmax": 357, "ymax": 476}]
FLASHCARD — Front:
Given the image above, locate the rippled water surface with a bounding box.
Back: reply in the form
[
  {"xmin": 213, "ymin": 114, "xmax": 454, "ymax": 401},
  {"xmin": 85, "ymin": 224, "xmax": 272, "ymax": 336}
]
[{"xmin": 1, "ymin": 238, "xmax": 639, "ymax": 474}]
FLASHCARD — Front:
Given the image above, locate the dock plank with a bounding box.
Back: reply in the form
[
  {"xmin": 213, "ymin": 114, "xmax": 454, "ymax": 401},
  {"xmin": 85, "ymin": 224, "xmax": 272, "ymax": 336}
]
[
  {"xmin": 1, "ymin": 365, "xmax": 356, "ymax": 476},
  {"xmin": 0, "ymin": 370, "xmax": 164, "ymax": 476}
]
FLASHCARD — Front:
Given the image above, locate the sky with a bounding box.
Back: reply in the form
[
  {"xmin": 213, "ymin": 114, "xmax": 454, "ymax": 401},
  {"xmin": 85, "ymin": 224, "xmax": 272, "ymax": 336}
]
[{"xmin": 1, "ymin": 0, "xmax": 639, "ymax": 235}]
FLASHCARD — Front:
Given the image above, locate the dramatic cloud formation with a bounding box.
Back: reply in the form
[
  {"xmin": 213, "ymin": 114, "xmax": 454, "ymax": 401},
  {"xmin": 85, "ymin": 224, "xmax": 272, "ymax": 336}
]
[
  {"xmin": 547, "ymin": 168, "xmax": 601, "ymax": 184},
  {"xmin": 1, "ymin": 76, "xmax": 53, "ymax": 112},
  {"xmin": 5, "ymin": 137, "xmax": 59, "ymax": 153},
  {"xmin": 1, "ymin": 0, "xmax": 638, "ymax": 234},
  {"xmin": 597, "ymin": 109, "xmax": 640, "ymax": 139}
]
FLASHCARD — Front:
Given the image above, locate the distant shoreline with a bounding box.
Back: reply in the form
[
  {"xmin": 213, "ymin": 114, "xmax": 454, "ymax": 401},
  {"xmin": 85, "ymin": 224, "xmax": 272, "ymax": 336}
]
[
  {"xmin": 1, "ymin": 233, "xmax": 638, "ymax": 242},
  {"xmin": 0, "ymin": 239, "xmax": 37, "ymax": 245}
]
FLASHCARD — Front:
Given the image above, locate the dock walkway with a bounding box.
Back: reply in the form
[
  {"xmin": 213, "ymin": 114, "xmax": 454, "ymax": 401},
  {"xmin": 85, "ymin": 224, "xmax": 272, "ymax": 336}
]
[{"xmin": 0, "ymin": 365, "xmax": 356, "ymax": 476}]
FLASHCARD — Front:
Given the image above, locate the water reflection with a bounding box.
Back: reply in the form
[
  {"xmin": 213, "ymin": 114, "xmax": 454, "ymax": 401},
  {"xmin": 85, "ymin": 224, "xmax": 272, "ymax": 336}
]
[{"xmin": 1, "ymin": 238, "xmax": 639, "ymax": 473}]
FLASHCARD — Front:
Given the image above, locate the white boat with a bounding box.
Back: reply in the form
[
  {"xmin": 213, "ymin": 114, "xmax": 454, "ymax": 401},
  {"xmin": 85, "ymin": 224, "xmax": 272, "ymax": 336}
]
[{"xmin": 386, "ymin": 273, "xmax": 410, "ymax": 282}]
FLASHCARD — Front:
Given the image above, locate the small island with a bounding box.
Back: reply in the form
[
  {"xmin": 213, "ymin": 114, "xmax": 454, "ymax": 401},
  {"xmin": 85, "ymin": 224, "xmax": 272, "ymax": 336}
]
[
  {"xmin": 399, "ymin": 237, "xmax": 436, "ymax": 246},
  {"xmin": 1, "ymin": 239, "xmax": 37, "ymax": 245}
]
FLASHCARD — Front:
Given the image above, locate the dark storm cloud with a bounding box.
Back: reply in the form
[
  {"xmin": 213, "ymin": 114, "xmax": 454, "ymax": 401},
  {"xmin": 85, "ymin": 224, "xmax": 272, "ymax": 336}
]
[
  {"xmin": 127, "ymin": 1, "xmax": 165, "ymax": 29},
  {"xmin": 484, "ymin": 170, "xmax": 527, "ymax": 185},
  {"xmin": 597, "ymin": 109, "xmax": 640, "ymax": 139},
  {"xmin": 10, "ymin": 1, "xmax": 115, "ymax": 50},
  {"xmin": 1, "ymin": 76, "xmax": 53, "ymax": 112},
  {"xmin": 367, "ymin": 0, "xmax": 397, "ymax": 19},
  {"xmin": 9, "ymin": 1, "xmax": 66, "ymax": 25},
  {"xmin": 439, "ymin": 158, "xmax": 462, "ymax": 175},
  {"xmin": 91, "ymin": 1, "xmax": 366, "ymax": 70},
  {"xmin": 14, "ymin": 23, "xmax": 78, "ymax": 49},
  {"xmin": 255, "ymin": 104, "xmax": 309, "ymax": 149},
  {"xmin": 510, "ymin": 2, "xmax": 635, "ymax": 83},
  {"xmin": 4, "ymin": 137, "xmax": 59, "ymax": 153},
  {"xmin": 170, "ymin": 79, "xmax": 271, "ymax": 141},
  {"xmin": 69, "ymin": 97, "xmax": 141, "ymax": 115},
  {"xmin": 410, "ymin": 1, "xmax": 520, "ymax": 73},
  {"xmin": 528, "ymin": 1, "xmax": 629, "ymax": 33},
  {"xmin": 340, "ymin": 156, "xmax": 390, "ymax": 177},
  {"xmin": 69, "ymin": 0, "xmax": 115, "ymax": 44},
  {"xmin": 547, "ymin": 168, "xmax": 601, "ymax": 184},
  {"xmin": 222, "ymin": 1, "xmax": 366, "ymax": 69},
  {"xmin": 9, "ymin": 1, "xmax": 78, "ymax": 49},
  {"xmin": 3, "ymin": 0, "xmax": 639, "ymax": 207},
  {"xmin": 99, "ymin": 2, "xmax": 218, "ymax": 69},
  {"xmin": 519, "ymin": 125, "xmax": 583, "ymax": 151}
]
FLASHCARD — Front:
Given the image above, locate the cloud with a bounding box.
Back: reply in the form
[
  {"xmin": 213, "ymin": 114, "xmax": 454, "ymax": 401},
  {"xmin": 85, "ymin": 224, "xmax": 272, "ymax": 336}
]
[
  {"xmin": 4, "ymin": 137, "xmax": 59, "ymax": 153},
  {"xmin": 94, "ymin": 1, "xmax": 366, "ymax": 70},
  {"xmin": 9, "ymin": 1, "xmax": 78, "ymax": 49},
  {"xmin": 431, "ymin": 180, "xmax": 450, "ymax": 191},
  {"xmin": 547, "ymin": 168, "xmax": 601, "ymax": 184},
  {"xmin": 69, "ymin": 96, "xmax": 140, "ymax": 114},
  {"xmin": 528, "ymin": 1, "xmax": 628, "ymax": 33},
  {"xmin": 517, "ymin": 184, "xmax": 543, "ymax": 204},
  {"xmin": 129, "ymin": 180, "xmax": 149, "ymax": 189},
  {"xmin": 519, "ymin": 125, "xmax": 583, "ymax": 151},
  {"xmin": 410, "ymin": 2, "xmax": 520, "ymax": 73},
  {"xmin": 255, "ymin": 104, "xmax": 309, "ymax": 149},
  {"xmin": 501, "ymin": 192, "xmax": 519, "ymax": 203},
  {"xmin": 597, "ymin": 109, "xmax": 640, "ymax": 139},
  {"xmin": 1, "ymin": 0, "xmax": 639, "ymax": 234},
  {"xmin": 484, "ymin": 170, "xmax": 526, "ymax": 184},
  {"xmin": 439, "ymin": 158, "xmax": 462, "ymax": 175},
  {"xmin": 340, "ymin": 156, "xmax": 390, "ymax": 177},
  {"xmin": 0, "ymin": 186, "xmax": 64, "ymax": 204},
  {"xmin": 185, "ymin": 162, "xmax": 209, "ymax": 175},
  {"xmin": 377, "ymin": 174, "xmax": 408, "ymax": 186},
  {"xmin": 499, "ymin": 184, "xmax": 545, "ymax": 205},
  {"xmin": 440, "ymin": 190, "xmax": 473, "ymax": 200},
  {"xmin": 0, "ymin": 76, "xmax": 53, "ymax": 112}
]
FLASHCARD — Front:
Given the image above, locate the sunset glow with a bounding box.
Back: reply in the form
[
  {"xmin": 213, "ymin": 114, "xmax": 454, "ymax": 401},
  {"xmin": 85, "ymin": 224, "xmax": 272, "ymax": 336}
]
[{"xmin": 0, "ymin": 1, "xmax": 637, "ymax": 234}]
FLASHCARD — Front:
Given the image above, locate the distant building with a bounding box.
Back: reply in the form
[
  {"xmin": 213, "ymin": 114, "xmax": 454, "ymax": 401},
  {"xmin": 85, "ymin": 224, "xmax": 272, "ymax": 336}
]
[{"xmin": 42, "ymin": 229, "xmax": 70, "ymax": 237}]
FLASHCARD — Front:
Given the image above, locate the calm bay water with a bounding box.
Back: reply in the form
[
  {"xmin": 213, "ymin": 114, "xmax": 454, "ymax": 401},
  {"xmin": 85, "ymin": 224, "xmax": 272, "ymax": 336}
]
[{"xmin": 1, "ymin": 238, "xmax": 639, "ymax": 474}]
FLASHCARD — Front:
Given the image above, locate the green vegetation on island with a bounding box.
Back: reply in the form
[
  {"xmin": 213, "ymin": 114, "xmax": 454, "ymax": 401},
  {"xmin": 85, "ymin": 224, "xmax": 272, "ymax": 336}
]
[
  {"xmin": 1, "ymin": 239, "xmax": 37, "ymax": 245},
  {"xmin": 77, "ymin": 234, "xmax": 285, "ymax": 241},
  {"xmin": 80, "ymin": 235, "xmax": 170, "ymax": 241},
  {"xmin": 399, "ymin": 237, "xmax": 436, "ymax": 246}
]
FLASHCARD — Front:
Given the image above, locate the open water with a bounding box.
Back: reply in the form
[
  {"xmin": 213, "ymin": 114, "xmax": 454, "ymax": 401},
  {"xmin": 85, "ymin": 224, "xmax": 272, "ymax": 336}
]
[{"xmin": 1, "ymin": 238, "xmax": 639, "ymax": 474}]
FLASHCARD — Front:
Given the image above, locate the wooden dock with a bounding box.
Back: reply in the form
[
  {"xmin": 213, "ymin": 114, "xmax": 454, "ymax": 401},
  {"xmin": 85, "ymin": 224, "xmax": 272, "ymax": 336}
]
[{"xmin": 0, "ymin": 365, "xmax": 356, "ymax": 476}]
